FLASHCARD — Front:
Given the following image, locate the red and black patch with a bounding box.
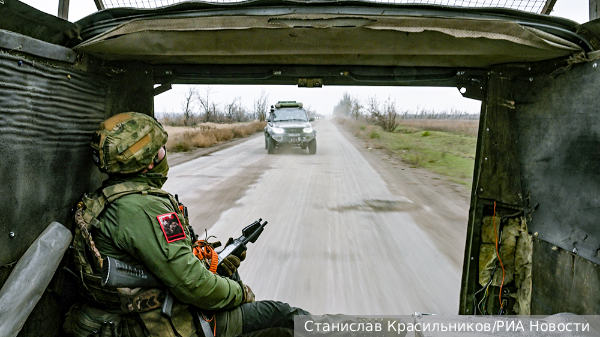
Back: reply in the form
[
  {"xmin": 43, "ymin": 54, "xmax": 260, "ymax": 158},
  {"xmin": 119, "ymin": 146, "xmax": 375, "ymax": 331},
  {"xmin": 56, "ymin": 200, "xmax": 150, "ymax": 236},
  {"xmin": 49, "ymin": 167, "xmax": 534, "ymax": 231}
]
[{"xmin": 157, "ymin": 212, "xmax": 186, "ymax": 243}]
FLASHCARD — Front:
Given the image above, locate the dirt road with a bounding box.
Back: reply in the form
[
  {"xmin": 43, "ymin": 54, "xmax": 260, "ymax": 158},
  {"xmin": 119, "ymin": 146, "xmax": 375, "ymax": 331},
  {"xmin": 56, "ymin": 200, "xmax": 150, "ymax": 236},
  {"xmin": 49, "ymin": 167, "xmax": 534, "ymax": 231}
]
[{"xmin": 163, "ymin": 118, "xmax": 470, "ymax": 316}]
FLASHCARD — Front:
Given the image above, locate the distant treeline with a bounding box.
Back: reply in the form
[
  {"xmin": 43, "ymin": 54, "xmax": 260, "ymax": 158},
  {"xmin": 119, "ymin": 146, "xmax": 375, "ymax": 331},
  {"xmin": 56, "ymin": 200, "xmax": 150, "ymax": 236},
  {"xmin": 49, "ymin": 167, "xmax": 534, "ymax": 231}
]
[
  {"xmin": 158, "ymin": 87, "xmax": 320, "ymax": 127},
  {"xmin": 333, "ymin": 92, "xmax": 478, "ymax": 131}
]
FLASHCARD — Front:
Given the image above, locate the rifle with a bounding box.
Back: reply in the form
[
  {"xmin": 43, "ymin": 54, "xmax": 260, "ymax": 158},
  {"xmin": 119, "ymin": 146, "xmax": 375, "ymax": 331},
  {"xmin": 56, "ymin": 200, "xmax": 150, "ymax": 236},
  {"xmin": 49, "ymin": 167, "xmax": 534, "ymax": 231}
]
[
  {"xmin": 217, "ymin": 218, "xmax": 267, "ymax": 264},
  {"xmin": 100, "ymin": 218, "xmax": 267, "ymax": 333}
]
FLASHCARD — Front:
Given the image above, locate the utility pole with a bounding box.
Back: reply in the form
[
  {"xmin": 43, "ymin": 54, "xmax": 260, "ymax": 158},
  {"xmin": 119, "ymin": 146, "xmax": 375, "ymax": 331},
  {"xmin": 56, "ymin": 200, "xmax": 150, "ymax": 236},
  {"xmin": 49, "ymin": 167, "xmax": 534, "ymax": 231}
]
[
  {"xmin": 591, "ymin": 0, "xmax": 600, "ymax": 20},
  {"xmin": 94, "ymin": 0, "xmax": 106, "ymax": 10},
  {"xmin": 541, "ymin": 0, "xmax": 557, "ymax": 15},
  {"xmin": 58, "ymin": 0, "xmax": 69, "ymax": 20}
]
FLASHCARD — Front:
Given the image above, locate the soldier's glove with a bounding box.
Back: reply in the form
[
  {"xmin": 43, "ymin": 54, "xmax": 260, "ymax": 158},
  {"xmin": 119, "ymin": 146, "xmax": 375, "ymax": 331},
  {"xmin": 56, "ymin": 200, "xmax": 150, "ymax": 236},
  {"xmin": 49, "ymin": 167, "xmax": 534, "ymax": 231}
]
[
  {"xmin": 205, "ymin": 240, "xmax": 222, "ymax": 250},
  {"xmin": 225, "ymin": 237, "xmax": 247, "ymax": 261},
  {"xmin": 216, "ymin": 238, "xmax": 247, "ymax": 277},
  {"xmin": 242, "ymin": 284, "xmax": 256, "ymax": 304},
  {"xmin": 217, "ymin": 255, "xmax": 241, "ymax": 277}
]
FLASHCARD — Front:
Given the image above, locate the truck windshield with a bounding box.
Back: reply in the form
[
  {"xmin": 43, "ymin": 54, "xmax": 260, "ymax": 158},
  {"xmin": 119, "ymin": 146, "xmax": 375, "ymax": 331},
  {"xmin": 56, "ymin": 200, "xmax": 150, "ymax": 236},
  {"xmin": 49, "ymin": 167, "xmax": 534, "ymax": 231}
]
[{"xmin": 273, "ymin": 109, "xmax": 307, "ymax": 122}]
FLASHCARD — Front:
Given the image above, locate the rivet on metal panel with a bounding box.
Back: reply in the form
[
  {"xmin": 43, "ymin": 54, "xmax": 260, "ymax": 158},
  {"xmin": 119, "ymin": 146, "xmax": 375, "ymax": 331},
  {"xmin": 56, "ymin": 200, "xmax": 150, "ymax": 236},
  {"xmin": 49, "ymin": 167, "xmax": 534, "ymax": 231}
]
[
  {"xmin": 9, "ymin": 232, "xmax": 15, "ymax": 238},
  {"xmin": 529, "ymin": 77, "xmax": 534, "ymax": 82},
  {"xmin": 527, "ymin": 67, "xmax": 532, "ymax": 71},
  {"xmin": 18, "ymin": 60, "xmax": 22, "ymax": 66},
  {"xmin": 573, "ymin": 248, "xmax": 578, "ymax": 254},
  {"xmin": 480, "ymin": 188, "xmax": 483, "ymax": 192},
  {"xmin": 67, "ymin": 75, "xmax": 71, "ymax": 79},
  {"xmin": 534, "ymin": 232, "xmax": 539, "ymax": 237},
  {"xmin": 485, "ymin": 157, "xmax": 488, "ymax": 160},
  {"xmin": 470, "ymin": 257, "xmax": 474, "ymax": 260},
  {"xmin": 486, "ymin": 128, "xmax": 489, "ymax": 132},
  {"xmin": 273, "ymin": 70, "xmax": 282, "ymax": 75},
  {"xmin": 594, "ymin": 63, "xmax": 598, "ymax": 68}
]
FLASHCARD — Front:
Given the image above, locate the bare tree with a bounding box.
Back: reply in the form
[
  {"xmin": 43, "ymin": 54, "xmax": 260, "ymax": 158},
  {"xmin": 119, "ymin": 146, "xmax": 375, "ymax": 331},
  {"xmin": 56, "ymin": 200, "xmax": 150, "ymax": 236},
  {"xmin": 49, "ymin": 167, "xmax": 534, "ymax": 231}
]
[
  {"xmin": 234, "ymin": 104, "xmax": 248, "ymax": 122},
  {"xmin": 333, "ymin": 91, "xmax": 353, "ymax": 117},
  {"xmin": 197, "ymin": 86, "xmax": 217, "ymax": 122},
  {"xmin": 350, "ymin": 97, "xmax": 363, "ymax": 120},
  {"xmin": 224, "ymin": 97, "xmax": 241, "ymax": 121},
  {"xmin": 209, "ymin": 101, "xmax": 220, "ymax": 123},
  {"xmin": 366, "ymin": 96, "xmax": 380, "ymax": 122},
  {"xmin": 181, "ymin": 87, "xmax": 198, "ymax": 126},
  {"xmin": 254, "ymin": 89, "xmax": 269, "ymax": 121},
  {"xmin": 380, "ymin": 97, "xmax": 400, "ymax": 132}
]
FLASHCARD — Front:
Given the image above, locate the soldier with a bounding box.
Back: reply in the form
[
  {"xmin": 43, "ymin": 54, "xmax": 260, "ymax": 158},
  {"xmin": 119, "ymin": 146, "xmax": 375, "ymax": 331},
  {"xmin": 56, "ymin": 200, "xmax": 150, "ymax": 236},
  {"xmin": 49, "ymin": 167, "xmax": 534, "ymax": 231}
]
[{"xmin": 65, "ymin": 112, "xmax": 308, "ymax": 337}]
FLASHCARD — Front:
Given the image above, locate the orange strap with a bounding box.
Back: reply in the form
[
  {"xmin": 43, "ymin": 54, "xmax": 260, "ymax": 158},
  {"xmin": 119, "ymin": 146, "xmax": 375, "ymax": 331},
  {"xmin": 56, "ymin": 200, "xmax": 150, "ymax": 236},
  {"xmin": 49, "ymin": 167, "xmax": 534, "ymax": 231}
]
[{"xmin": 193, "ymin": 240, "xmax": 219, "ymax": 274}]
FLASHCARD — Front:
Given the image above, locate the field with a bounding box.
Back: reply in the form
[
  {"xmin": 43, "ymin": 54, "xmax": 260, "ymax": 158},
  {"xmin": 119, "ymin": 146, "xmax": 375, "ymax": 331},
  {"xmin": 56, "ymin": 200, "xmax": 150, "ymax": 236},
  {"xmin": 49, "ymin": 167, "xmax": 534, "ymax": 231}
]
[
  {"xmin": 163, "ymin": 121, "xmax": 266, "ymax": 152},
  {"xmin": 337, "ymin": 118, "xmax": 479, "ymax": 186}
]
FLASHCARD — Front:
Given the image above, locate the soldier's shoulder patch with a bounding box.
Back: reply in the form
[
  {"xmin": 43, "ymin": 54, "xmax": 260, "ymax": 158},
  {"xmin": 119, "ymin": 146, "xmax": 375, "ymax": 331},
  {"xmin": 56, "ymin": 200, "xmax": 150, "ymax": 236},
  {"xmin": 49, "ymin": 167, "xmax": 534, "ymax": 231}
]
[{"xmin": 157, "ymin": 212, "xmax": 186, "ymax": 243}]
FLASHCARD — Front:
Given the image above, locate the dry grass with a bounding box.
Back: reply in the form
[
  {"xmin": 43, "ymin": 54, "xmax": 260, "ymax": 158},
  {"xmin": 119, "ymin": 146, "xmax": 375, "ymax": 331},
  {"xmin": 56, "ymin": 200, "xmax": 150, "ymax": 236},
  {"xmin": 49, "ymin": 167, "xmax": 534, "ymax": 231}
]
[
  {"xmin": 398, "ymin": 119, "xmax": 479, "ymax": 137},
  {"xmin": 165, "ymin": 121, "xmax": 266, "ymax": 152}
]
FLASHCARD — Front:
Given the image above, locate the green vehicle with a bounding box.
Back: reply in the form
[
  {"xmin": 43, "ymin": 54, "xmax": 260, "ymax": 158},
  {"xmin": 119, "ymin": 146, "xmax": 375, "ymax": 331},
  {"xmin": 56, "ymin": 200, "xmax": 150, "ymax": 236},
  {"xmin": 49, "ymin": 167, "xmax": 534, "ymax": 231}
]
[{"xmin": 264, "ymin": 101, "xmax": 317, "ymax": 155}]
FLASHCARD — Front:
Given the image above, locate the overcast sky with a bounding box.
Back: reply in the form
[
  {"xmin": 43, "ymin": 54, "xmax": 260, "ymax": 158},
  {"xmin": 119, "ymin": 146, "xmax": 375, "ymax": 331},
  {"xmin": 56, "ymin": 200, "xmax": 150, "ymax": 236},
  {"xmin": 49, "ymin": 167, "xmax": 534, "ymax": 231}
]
[{"xmin": 21, "ymin": 0, "xmax": 591, "ymax": 115}]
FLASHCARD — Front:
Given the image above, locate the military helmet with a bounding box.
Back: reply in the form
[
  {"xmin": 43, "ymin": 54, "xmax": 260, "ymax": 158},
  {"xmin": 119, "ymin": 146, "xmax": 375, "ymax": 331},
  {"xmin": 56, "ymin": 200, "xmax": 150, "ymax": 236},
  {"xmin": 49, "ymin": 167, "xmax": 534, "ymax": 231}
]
[{"xmin": 90, "ymin": 112, "xmax": 168, "ymax": 175}]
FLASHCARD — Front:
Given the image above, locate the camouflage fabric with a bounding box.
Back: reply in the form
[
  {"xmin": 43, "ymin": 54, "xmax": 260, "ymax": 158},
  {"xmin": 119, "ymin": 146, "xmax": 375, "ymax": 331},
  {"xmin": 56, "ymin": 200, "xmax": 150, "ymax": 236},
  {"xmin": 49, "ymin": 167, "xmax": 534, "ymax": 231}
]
[
  {"xmin": 91, "ymin": 112, "xmax": 168, "ymax": 175},
  {"xmin": 70, "ymin": 174, "xmax": 245, "ymax": 337},
  {"xmin": 92, "ymin": 175, "xmax": 244, "ymax": 310}
]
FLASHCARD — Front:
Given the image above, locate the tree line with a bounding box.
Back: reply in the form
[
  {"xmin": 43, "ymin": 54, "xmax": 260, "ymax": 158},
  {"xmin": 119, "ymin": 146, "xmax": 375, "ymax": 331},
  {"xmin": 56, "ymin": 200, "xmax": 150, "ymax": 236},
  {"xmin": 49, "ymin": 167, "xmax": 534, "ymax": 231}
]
[
  {"xmin": 160, "ymin": 87, "xmax": 320, "ymax": 126},
  {"xmin": 333, "ymin": 92, "xmax": 478, "ymax": 131},
  {"xmin": 161, "ymin": 87, "xmax": 271, "ymax": 126}
]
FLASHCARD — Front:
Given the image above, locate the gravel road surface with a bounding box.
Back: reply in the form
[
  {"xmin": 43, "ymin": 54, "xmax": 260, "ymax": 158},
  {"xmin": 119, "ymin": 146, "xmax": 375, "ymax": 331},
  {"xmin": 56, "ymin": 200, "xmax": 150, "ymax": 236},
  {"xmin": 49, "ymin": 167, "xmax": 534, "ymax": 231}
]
[{"xmin": 163, "ymin": 118, "xmax": 470, "ymax": 316}]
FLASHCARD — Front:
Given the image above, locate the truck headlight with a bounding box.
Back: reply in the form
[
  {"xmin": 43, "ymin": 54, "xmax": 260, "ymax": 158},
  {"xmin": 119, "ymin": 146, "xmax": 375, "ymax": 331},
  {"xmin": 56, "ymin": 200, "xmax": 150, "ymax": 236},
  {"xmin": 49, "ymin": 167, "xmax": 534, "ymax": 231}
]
[
  {"xmin": 272, "ymin": 127, "xmax": 285, "ymax": 134},
  {"xmin": 303, "ymin": 127, "xmax": 313, "ymax": 133}
]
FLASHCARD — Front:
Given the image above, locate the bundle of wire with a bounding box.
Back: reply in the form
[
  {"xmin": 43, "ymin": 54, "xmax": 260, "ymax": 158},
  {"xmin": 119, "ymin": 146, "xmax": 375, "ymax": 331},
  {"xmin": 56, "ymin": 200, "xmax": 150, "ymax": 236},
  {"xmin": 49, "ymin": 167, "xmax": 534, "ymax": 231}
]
[{"xmin": 473, "ymin": 201, "xmax": 507, "ymax": 315}]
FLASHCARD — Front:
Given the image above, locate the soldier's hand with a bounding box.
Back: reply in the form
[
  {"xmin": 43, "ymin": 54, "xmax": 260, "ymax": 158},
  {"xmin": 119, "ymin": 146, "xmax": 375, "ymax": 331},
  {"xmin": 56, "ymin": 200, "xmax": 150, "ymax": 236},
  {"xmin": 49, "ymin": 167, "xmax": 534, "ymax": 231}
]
[
  {"xmin": 217, "ymin": 255, "xmax": 241, "ymax": 277},
  {"xmin": 225, "ymin": 237, "xmax": 247, "ymax": 261},
  {"xmin": 243, "ymin": 285, "xmax": 255, "ymax": 303}
]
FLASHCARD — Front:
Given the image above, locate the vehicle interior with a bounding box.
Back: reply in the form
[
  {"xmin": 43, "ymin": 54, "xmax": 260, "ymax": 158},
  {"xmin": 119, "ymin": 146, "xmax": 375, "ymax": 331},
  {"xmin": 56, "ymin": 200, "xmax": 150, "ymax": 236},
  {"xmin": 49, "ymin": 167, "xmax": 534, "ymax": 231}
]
[{"xmin": 1, "ymin": 0, "xmax": 600, "ymax": 335}]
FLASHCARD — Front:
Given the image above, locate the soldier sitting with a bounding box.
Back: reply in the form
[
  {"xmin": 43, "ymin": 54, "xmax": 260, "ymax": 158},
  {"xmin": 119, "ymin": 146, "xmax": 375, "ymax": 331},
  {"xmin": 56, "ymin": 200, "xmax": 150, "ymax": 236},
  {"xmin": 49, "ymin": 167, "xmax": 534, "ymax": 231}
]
[{"xmin": 64, "ymin": 112, "xmax": 309, "ymax": 337}]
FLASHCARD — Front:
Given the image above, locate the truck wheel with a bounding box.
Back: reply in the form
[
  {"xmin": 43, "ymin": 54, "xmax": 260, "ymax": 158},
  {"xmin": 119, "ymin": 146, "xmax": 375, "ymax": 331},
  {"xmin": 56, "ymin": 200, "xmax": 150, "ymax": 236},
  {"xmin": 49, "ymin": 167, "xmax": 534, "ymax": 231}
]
[
  {"xmin": 267, "ymin": 137, "xmax": 275, "ymax": 154},
  {"xmin": 308, "ymin": 139, "xmax": 317, "ymax": 155}
]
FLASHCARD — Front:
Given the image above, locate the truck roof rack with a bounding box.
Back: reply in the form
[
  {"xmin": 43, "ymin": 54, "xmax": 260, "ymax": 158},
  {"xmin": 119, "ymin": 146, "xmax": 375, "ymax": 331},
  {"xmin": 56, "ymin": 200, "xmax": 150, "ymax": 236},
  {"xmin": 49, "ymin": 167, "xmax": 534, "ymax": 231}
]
[{"xmin": 275, "ymin": 101, "xmax": 303, "ymax": 108}]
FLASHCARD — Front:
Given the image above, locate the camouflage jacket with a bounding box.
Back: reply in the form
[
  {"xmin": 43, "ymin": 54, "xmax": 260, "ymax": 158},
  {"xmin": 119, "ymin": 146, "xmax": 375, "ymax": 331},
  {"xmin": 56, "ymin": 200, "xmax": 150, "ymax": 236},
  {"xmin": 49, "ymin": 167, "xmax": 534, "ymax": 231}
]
[{"xmin": 91, "ymin": 174, "xmax": 244, "ymax": 311}]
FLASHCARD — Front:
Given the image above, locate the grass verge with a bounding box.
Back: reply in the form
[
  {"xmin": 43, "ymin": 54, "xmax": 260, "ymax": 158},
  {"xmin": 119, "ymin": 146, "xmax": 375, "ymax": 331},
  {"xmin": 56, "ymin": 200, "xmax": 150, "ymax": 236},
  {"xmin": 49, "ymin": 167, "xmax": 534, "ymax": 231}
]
[
  {"xmin": 337, "ymin": 118, "xmax": 478, "ymax": 187},
  {"xmin": 164, "ymin": 121, "xmax": 267, "ymax": 152}
]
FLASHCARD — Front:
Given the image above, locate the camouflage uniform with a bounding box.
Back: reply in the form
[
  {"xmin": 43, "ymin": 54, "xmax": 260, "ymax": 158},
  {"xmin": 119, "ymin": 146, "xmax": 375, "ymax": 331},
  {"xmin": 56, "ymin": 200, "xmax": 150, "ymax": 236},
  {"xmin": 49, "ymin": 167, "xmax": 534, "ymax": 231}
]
[{"xmin": 66, "ymin": 112, "xmax": 307, "ymax": 337}]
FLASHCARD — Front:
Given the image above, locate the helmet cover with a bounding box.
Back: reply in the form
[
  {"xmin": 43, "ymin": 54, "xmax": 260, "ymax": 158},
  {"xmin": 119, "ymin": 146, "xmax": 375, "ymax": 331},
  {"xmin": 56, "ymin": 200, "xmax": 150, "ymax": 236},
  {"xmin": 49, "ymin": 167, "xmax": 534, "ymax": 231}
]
[{"xmin": 90, "ymin": 112, "xmax": 168, "ymax": 175}]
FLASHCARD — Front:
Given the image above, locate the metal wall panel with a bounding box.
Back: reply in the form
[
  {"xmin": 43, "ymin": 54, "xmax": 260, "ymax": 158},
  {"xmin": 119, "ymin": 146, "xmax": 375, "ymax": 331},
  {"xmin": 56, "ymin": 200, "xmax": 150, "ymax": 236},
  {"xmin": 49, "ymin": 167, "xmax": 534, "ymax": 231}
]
[
  {"xmin": 0, "ymin": 52, "xmax": 109, "ymax": 271},
  {"xmin": 514, "ymin": 58, "xmax": 600, "ymax": 267}
]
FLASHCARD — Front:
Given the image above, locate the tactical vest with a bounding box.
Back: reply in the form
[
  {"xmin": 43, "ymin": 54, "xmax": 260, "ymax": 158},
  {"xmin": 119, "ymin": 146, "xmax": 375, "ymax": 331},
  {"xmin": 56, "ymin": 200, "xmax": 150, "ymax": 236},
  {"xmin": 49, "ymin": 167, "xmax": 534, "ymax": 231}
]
[{"xmin": 67, "ymin": 181, "xmax": 198, "ymax": 337}]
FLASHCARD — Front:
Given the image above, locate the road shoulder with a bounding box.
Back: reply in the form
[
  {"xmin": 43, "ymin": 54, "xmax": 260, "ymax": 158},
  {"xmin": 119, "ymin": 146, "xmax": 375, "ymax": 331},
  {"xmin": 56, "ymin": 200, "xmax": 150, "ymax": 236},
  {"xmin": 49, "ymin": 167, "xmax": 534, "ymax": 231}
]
[
  {"xmin": 168, "ymin": 132, "xmax": 263, "ymax": 167},
  {"xmin": 334, "ymin": 119, "xmax": 471, "ymax": 268}
]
